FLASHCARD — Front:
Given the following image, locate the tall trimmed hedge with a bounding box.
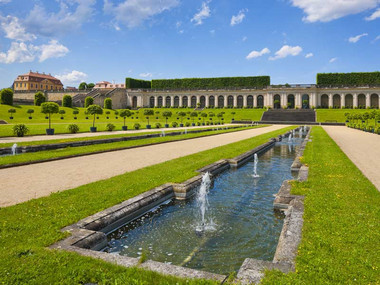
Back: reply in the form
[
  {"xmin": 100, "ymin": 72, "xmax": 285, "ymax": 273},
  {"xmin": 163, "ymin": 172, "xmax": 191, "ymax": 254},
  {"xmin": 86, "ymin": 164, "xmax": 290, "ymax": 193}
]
[
  {"xmin": 34, "ymin": 92, "xmax": 46, "ymax": 106},
  {"xmin": 104, "ymin": 98, "xmax": 112, "ymax": 109},
  {"xmin": 151, "ymin": 76, "xmax": 270, "ymax": 89},
  {"xmin": 317, "ymin": 72, "xmax": 380, "ymax": 86},
  {"xmin": 84, "ymin": 96, "xmax": 94, "ymax": 108},
  {"xmin": 62, "ymin": 95, "xmax": 72, "ymax": 107},
  {"xmin": 0, "ymin": 88, "xmax": 14, "ymax": 105},
  {"xmin": 125, "ymin": 78, "xmax": 151, "ymax": 89}
]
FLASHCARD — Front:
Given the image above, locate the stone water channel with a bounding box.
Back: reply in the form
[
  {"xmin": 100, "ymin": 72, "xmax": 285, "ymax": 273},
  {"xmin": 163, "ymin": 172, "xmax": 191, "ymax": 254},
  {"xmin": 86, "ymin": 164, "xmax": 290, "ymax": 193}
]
[{"xmin": 101, "ymin": 130, "xmax": 307, "ymax": 275}]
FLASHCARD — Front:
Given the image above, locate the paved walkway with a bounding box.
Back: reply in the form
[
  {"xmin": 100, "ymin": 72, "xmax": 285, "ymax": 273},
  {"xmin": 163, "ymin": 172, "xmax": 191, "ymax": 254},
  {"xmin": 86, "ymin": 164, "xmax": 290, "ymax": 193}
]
[
  {"xmin": 323, "ymin": 126, "xmax": 380, "ymax": 191},
  {"xmin": 0, "ymin": 125, "xmax": 288, "ymax": 207},
  {"xmin": 0, "ymin": 124, "xmax": 242, "ymax": 144}
]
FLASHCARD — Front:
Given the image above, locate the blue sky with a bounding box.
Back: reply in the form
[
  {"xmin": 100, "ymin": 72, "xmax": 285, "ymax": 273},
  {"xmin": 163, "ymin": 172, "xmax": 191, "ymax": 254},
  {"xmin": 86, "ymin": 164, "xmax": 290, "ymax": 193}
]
[{"xmin": 0, "ymin": 0, "xmax": 379, "ymax": 88}]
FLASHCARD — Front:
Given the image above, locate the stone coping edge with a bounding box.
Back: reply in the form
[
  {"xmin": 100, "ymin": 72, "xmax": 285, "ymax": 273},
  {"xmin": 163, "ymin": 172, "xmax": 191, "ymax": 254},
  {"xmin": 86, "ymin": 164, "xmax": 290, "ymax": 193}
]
[{"xmin": 50, "ymin": 128, "xmax": 294, "ymax": 282}]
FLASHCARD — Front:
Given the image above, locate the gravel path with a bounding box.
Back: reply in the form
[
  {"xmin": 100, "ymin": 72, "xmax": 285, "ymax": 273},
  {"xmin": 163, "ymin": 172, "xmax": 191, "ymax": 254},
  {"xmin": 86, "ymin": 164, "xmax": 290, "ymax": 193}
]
[
  {"xmin": 0, "ymin": 125, "xmax": 288, "ymax": 207},
  {"xmin": 323, "ymin": 126, "xmax": 380, "ymax": 191},
  {"xmin": 0, "ymin": 124, "xmax": 242, "ymax": 144}
]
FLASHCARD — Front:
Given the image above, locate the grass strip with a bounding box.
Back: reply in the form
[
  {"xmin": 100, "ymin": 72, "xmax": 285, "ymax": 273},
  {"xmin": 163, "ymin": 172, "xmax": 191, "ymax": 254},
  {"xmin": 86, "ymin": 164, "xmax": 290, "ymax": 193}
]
[
  {"xmin": 0, "ymin": 126, "xmax": 294, "ymax": 284},
  {"xmin": 0, "ymin": 126, "xmax": 266, "ymax": 167},
  {"xmin": 262, "ymin": 127, "xmax": 380, "ymax": 284}
]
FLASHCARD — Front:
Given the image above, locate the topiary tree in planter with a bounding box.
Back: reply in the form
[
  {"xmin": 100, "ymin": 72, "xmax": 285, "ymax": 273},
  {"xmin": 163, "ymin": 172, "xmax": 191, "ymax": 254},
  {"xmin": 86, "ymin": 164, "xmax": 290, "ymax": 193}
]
[
  {"xmin": 62, "ymin": 95, "xmax": 72, "ymax": 107},
  {"xmin": 120, "ymin": 109, "xmax": 132, "ymax": 130},
  {"xmin": 59, "ymin": 110, "xmax": 66, "ymax": 119},
  {"xmin": 104, "ymin": 98, "xmax": 112, "ymax": 109},
  {"xmin": 41, "ymin": 102, "xmax": 59, "ymax": 135},
  {"xmin": 178, "ymin": 111, "xmax": 186, "ymax": 127},
  {"xmin": 114, "ymin": 110, "xmax": 119, "ymax": 119},
  {"xmin": 87, "ymin": 104, "xmax": 103, "ymax": 132},
  {"xmin": 231, "ymin": 112, "xmax": 236, "ymax": 120},
  {"xmin": 217, "ymin": 112, "xmax": 224, "ymax": 124},
  {"xmin": 144, "ymin": 109, "xmax": 154, "ymax": 129},
  {"xmin": 200, "ymin": 113, "xmax": 207, "ymax": 125},
  {"xmin": 27, "ymin": 109, "xmax": 34, "ymax": 119},
  {"xmin": 13, "ymin": 124, "xmax": 29, "ymax": 137},
  {"xmin": 73, "ymin": 109, "xmax": 79, "ymax": 119},
  {"xmin": 190, "ymin": 112, "xmax": 198, "ymax": 126},
  {"xmin": 162, "ymin": 111, "xmax": 172, "ymax": 128},
  {"xmin": 1, "ymin": 88, "xmax": 14, "ymax": 105},
  {"xmin": 208, "ymin": 111, "xmax": 215, "ymax": 123},
  {"xmin": 8, "ymin": 108, "xmax": 16, "ymax": 119},
  {"xmin": 84, "ymin": 96, "xmax": 94, "ymax": 108},
  {"xmin": 105, "ymin": 110, "xmax": 110, "ymax": 119},
  {"xmin": 34, "ymin": 91, "xmax": 46, "ymax": 106}
]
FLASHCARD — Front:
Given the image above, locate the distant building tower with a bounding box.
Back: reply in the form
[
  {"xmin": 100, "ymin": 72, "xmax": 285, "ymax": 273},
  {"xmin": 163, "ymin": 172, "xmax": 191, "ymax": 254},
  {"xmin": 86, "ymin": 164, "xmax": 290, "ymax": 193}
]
[{"xmin": 13, "ymin": 71, "xmax": 64, "ymax": 91}]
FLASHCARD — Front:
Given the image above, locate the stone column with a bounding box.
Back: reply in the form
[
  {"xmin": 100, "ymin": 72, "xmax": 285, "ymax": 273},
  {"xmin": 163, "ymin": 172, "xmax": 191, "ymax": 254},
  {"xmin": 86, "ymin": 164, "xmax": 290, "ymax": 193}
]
[
  {"xmin": 243, "ymin": 95, "xmax": 247, "ymax": 107},
  {"xmin": 341, "ymin": 94, "xmax": 345, "ymax": 108},
  {"xmin": 366, "ymin": 93, "xmax": 370, "ymax": 108},
  {"xmin": 282, "ymin": 94, "xmax": 287, "ymax": 107},
  {"xmin": 329, "ymin": 94, "xmax": 333, "ymax": 108},
  {"xmin": 196, "ymin": 95, "xmax": 200, "ymax": 106},
  {"xmin": 233, "ymin": 95, "xmax": 238, "ymax": 107},
  {"xmin": 179, "ymin": 96, "xmax": 183, "ymax": 107},
  {"xmin": 295, "ymin": 94, "xmax": 300, "ymax": 108},
  {"xmin": 205, "ymin": 95, "xmax": 210, "ymax": 107},
  {"xmin": 171, "ymin": 96, "xmax": 174, "ymax": 107},
  {"xmin": 253, "ymin": 95, "xmax": 257, "ymax": 107},
  {"xmin": 224, "ymin": 95, "xmax": 228, "ymax": 107},
  {"xmin": 163, "ymin": 96, "xmax": 167, "ymax": 107},
  {"xmin": 353, "ymin": 93, "xmax": 358, "ymax": 108},
  {"xmin": 154, "ymin": 96, "xmax": 158, "ymax": 107}
]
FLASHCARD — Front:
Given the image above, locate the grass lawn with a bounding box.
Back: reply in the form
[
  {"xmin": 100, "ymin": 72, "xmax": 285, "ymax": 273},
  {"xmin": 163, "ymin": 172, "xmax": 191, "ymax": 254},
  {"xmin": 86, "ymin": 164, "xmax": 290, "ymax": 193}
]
[
  {"xmin": 0, "ymin": 125, "xmax": 266, "ymax": 167},
  {"xmin": 316, "ymin": 109, "xmax": 376, "ymax": 122},
  {"xmin": 0, "ymin": 104, "xmax": 265, "ymax": 137},
  {"xmin": 262, "ymin": 127, "xmax": 380, "ymax": 284},
  {"xmin": 0, "ymin": 126, "xmax": 294, "ymax": 284}
]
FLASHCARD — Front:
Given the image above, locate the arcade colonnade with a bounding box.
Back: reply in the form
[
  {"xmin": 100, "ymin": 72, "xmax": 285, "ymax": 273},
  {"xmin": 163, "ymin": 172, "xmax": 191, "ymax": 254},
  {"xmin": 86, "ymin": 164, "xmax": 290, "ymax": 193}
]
[{"xmin": 128, "ymin": 90, "xmax": 380, "ymax": 109}]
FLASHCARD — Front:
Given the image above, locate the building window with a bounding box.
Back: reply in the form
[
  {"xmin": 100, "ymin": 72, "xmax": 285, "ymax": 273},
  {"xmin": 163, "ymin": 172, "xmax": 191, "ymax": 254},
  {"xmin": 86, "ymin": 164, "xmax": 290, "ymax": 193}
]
[{"xmin": 24, "ymin": 83, "xmax": 26, "ymax": 87}]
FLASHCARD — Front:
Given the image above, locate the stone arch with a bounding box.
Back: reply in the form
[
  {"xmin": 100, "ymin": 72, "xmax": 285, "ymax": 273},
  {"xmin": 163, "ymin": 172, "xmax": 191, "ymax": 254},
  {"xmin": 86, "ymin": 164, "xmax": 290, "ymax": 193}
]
[
  {"xmin": 132, "ymin": 96, "xmax": 138, "ymax": 109},
  {"xmin": 237, "ymin": 95, "xmax": 244, "ymax": 108},
  {"xmin": 218, "ymin": 96, "xmax": 224, "ymax": 108},
  {"xmin": 273, "ymin": 94, "xmax": 281, "ymax": 109},
  {"xmin": 321, "ymin": 94, "xmax": 329, "ymax": 108},
  {"xmin": 302, "ymin": 94, "xmax": 309, "ymax": 109},
  {"xmin": 345, "ymin": 94, "xmax": 353, "ymax": 108},
  {"xmin": 165, "ymin": 96, "xmax": 171, "ymax": 107},
  {"xmin": 257, "ymin": 95, "xmax": 264, "ymax": 108},
  {"xmin": 333, "ymin": 94, "xmax": 341, "ymax": 108},
  {"xmin": 182, "ymin": 96, "xmax": 188, "ymax": 107},
  {"xmin": 157, "ymin": 96, "xmax": 163, "ymax": 107},
  {"xmin": 370, "ymin": 93, "xmax": 379, "ymax": 108},
  {"xmin": 174, "ymin": 96, "xmax": 179, "ymax": 107},
  {"xmin": 209, "ymin": 96, "xmax": 215, "ymax": 107},
  {"xmin": 227, "ymin": 95, "xmax": 234, "ymax": 107},
  {"xmin": 200, "ymin": 96, "xmax": 206, "ymax": 108},
  {"xmin": 247, "ymin": 95, "xmax": 253, "ymax": 108},
  {"xmin": 149, "ymin": 96, "xmax": 155, "ymax": 108},
  {"xmin": 287, "ymin": 94, "xmax": 295, "ymax": 109},
  {"xmin": 191, "ymin": 96, "xmax": 197, "ymax": 108},
  {"xmin": 358, "ymin": 94, "xmax": 366, "ymax": 108}
]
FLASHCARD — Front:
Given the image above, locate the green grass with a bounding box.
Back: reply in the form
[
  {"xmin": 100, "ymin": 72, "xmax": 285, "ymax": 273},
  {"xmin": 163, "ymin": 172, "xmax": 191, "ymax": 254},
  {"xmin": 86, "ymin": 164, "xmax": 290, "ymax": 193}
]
[
  {"xmin": 0, "ymin": 126, "xmax": 294, "ymax": 284},
  {"xmin": 262, "ymin": 127, "xmax": 380, "ymax": 284},
  {"xmin": 0, "ymin": 104, "xmax": 265, "ymax": 137},
  {"xmin": 0, "ymin": 125, "xmax": 266, "ymax": 167},
  {"xmin": 316, "ymin": 109, "xmax": 375, "ymax": 122}
]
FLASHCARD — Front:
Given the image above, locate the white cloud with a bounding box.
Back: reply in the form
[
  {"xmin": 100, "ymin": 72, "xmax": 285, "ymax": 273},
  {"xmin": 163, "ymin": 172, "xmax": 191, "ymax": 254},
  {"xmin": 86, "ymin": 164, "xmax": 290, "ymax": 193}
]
[
  {"xmin": 191, "ymin": 1, "xmax": 211, "ymax": 25},
  {"xmin": 139, "ymin": 72, "xmax": 153, "ymax": 78},
  {"xmin": 230, "ymin": 9, "xmax": 247, "ymax": 26},
  {"xmin": 242, "ymin": 36, "xmax": 247, "ymax": 42},
  {"xmin": 38, "ymin": 40, "xmax": 69, "ymax": 62},
  {"xmin": 104, "ymin": 0, "xmax": 179, "ymax": 28},
  {"xmin": 0, "ymin": 42, "xmax": 36, "ymax": 63},
  {"xmin": 329, "ymin": 57, "xmax": 337, "ymax": 63},
  {"xmin": 0, "ymin": 0, "xmax": 12, "ymax": 3},
  {"xmin": 0, "ymin": 16, "xmax": 36, "ymax": 41},
  {"xmin": 290, "ymin": 0, "xmax": 380, "ymax": 22},
  {"xmin": 246, "ymin": 48, "xmax": 270, "ymax": 60},
  {"xmin": 305, "ymin": 53, "xmax": 313, "ymax": 58},
  {"xmin": 269, "ymin": 45, "xmax": 303, "ymax": 60},
  {"xmin": 348, "ymin": 33, "xmax": 368, "ymax": 43},
  {"xmin": 55, "ymin": 70, "xmax": 88, "ymax": 86},
  {"xmin": 25, "ymin": 0, "xmax": 96, "ymax": 37},
  {"xmin": 365, "ymin": 8, "xmax": 380, "ymax": 20},
  {"xmin": 374, "ymin": 35, "xmax": 380, "ymax": 41}
]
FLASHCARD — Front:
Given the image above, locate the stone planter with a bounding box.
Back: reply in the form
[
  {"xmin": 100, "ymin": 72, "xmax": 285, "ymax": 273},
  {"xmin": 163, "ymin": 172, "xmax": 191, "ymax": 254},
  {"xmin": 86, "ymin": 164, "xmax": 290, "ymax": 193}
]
[
  {"xmin": 29, "ymin": 117, "xmax": 32, "ymax": 119},
  {"xmin": 192, "ymin": 123, "xmax": 195, "ymax": 126},
  {"xmin": 165, "ymin": 124, "xmax": 169, "ymax": 128},
  {"xmin": 179, "ymin": 124, "xmax": 184, "ymax": 127},
  {"xmin": 9, "ymin": 117, "xmax": 13, "ymax": 120},
  {"xmin": 46, "ymin": 128, "xmax": 55, "ymax": 135},
  {"xmin": 146, "ymin": 125, "xmax": 151, "ymax": 129},
  {"xmin": 90, "ymin": 127, "xmax": 97, "ymax": 132},
  {"xmin": 122, "ymin": 126, "xmax": 128, "ymax": 131}
]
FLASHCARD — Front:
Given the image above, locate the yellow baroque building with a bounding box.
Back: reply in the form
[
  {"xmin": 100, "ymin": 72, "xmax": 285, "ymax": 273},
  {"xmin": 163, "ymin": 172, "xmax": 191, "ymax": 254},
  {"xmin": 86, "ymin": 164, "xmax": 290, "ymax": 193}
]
[{"xmin": 13, "ymin": 71, "xmax": 64, "ymax": 91}]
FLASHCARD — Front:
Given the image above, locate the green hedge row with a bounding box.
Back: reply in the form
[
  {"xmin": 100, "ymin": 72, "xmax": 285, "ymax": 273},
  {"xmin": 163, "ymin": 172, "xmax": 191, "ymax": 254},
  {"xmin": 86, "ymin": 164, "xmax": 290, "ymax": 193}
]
[
  {"xmin": 317, "ymin": 72, "xmax": 380, "ymax": 86},
  {"xmin": 151, "ymin": 76, "xmax": 270, "ymax": 89},
  {"xmin": 125, "ymin": 78, "xmax": 151, "ymax": 89}
]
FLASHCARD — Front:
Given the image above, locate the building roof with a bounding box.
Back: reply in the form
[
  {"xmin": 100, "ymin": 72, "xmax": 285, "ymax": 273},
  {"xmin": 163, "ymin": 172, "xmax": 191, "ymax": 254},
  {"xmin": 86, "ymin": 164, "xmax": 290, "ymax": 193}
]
[{"xmin": 15, "ymin": 71, "xmax": 63, "ymax": 85}]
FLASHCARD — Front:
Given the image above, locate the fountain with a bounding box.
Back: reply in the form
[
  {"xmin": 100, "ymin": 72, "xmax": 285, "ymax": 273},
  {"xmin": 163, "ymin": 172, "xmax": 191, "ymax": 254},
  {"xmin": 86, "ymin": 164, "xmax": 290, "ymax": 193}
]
[
  {"xmin": 161, "ymin": 130, "xmax": 165, "ymax": 137},
  {"xmin": 252, "ymin": 153, "xmax": 260, "ymax": 178},
  {"xmin": 11, "ymin": 143, "xmax": 17, "ymax": 155},
  {"xmin": 288, "ymin": 134, "xmax": 292, "ymax": 143},
  {"xmin": 195, "ymin": 172, "xmax": 213, "ymax": 233},
  {"xmin": 184, "ymin": 128, "xmax": 187, "ymax": 135}
]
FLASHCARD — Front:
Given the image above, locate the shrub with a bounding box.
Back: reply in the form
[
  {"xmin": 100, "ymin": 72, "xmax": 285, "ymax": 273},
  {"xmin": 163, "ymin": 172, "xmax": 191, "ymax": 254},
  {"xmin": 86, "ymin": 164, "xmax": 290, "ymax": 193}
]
[
  {"xmin": 317, "ymin": 72, "xmax": 380, "ymax": 86},
  {"xmin": 73, "ymin": 110, "xmax": 79, "ymax": 115},
  {"xmin": 106, "ymin": 123, "xmax": 116, "ymax": 131},
  {"xmin": 0, "ymin": 88, "xmax": 13, "ymax": 105},
  {"xmin": 84, "ymin": 97, "xmax": 94, "ymax": 108},
  {"xmin": 155, "ymin": 123, "xmax": 162, "ymax": 128},
  {"xmin": 125, "ymin": 78, "xmax": 151, "ymax": 89},
  {"xmin": 59, "ymin": 110, "xmax": 66, "ymax": 118},
  {"xmin": 41, "ymin": 102, "xmax": 59, "ymax": 129},
  {"xmin": 67, "ymin": 124, "xmax": 80, "ymax": 134},
  {"xmin": 79, "ymin": 82, "xmax": 88, "ymax": 90},
  {"xmin": 62, "ymin": 95, "xmax": 72, "ymax": 107},
  {"xmin": 8, "ymin": 108, "xmax": 16, "ymax": 118},
  {"xmin": 134, "ymin": 123, "xmax": 141, "ymax": 130},
  {"xmin": 171, "ymin": 121, "xmax": 178, "ymax": 128},
  {"xmin": 104, "ymin": 98, "xmax": 112, "ymax": 109},
  {"xmin": 27, "ymin": 109, "xmax": 34, "ymax": 115},
  {"xmin": 185, "ymin": 122, "xmax": 191, "ymax": 127},
  {"xmin": 13, "ymin": 124, "xmax": 29, "ymax": 137},
  {"xmin": 34, "ymin": 91, "xmax": 46, "ymax": 106}
]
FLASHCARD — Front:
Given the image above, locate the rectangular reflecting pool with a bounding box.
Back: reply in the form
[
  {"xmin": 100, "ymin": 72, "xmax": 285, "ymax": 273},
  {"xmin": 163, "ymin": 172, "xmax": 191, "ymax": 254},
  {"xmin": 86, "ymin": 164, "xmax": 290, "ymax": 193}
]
[{"xmin": 103, "ymin": 132, "xmax": 306, "ymax": 274}]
